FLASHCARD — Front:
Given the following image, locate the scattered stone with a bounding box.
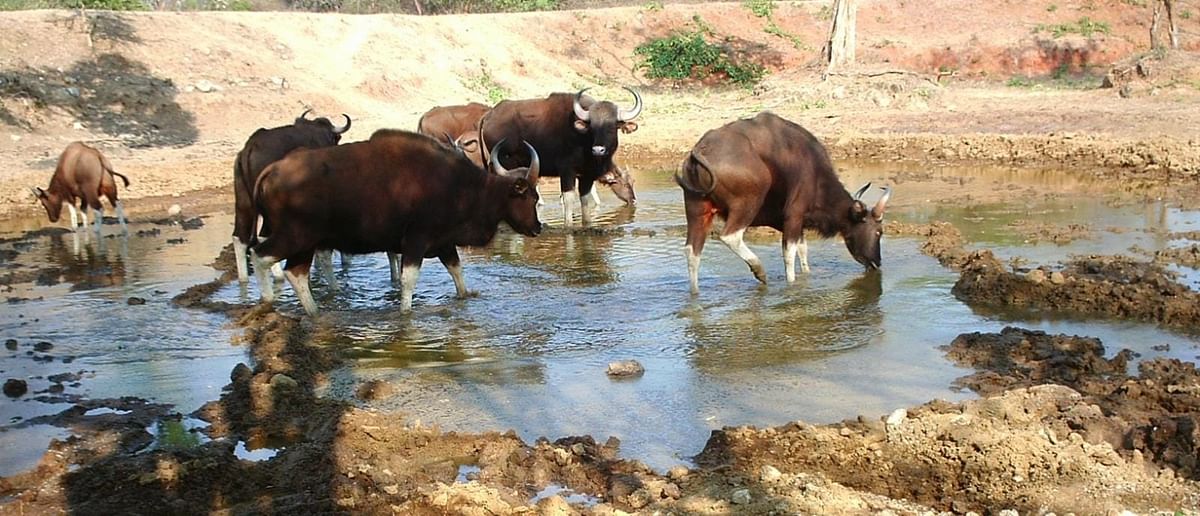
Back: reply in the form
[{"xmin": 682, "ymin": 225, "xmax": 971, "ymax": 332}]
[
  {"xmin": 136, "ymin": 228, "xmax": 161, "ymax": 238},
  {"xmin": 167, "ymin": 204, "xmax": 182, "ymax": 217},
  {"xmin": 1026, "ymin": 269, "xmax": 1046, "ymax": 284},
  {"xmin": 5, "ymin": 339, "xmax": 16, "ymax": 350},
  {"xmin": 730, "ymin": 488, "xmax": 751, "ymax": 505},
  {"xmin": 269, "ymin": 373, "xmax": 298, "ymax": 390},
  {"xmin": 667, "ymin": 465, "xmax": 689, "ymax": 481},
  {"xmin": 4, "ymin": 378, "xmax": 28, "ymax": 398},
  {"xmin": 606, "ymin": 360, "xmax": 644, "ymax": 378},
  {"xmin": 759, "ymin": 465, "xmax": 782, "ymax": 482},
  {"xmin": 166, "ymin": 238, "xmax": 186, "ymax": 245},
  {"xmin": 47, "ymin": 383, "xmax": 64, "ymax": 394},
  {"xmin": 231, "ymin": 363, "xmax": 252, "ymax": 384},
  {"xmin": 33, "ymin": 341, "xmax": 53, "ymax": 352},
  {"xmin": 1151, "ymin": 344, "xmax": 1170, "ymax": 352},
  {"xmin": 1049, "ymin": 271, "xmax": 1066, "ymax": 285},
  {"xmin": 662, "ymin": 482, "xmax": 681, "ymax": 499},
  {"xmin": 126, "ymin": 297, "xmax": 146, "ymax": 305},
  {"xmin": 194, "ymin": 80, "xmax": 219, "ymax": 93},
  {"xmin": 179, "ymin": 217, "xmax": 205, "ymax": 230}
]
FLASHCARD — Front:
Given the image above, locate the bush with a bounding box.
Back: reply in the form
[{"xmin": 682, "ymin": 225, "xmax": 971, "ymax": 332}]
[
  {"xmin": 1034, "ymin": 17, "xmax": 1111, "ymax": 38},
  {"xmin": 634, "ymin": 29, "xmax": 765, "ymax": 87},
  {"xmin": 743, "ymin": 0, "xmax": 771, "ymax": 17},
  {"xmin": 68, "ymin": 0, "xmax": 147, "ymax": 9}
]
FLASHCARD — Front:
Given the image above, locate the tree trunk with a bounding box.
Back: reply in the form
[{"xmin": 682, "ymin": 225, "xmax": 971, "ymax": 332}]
[
  {"xmin": 1150, "ymin": 0, "xmax": 1179, "ymax": 50},
  {"xmin": 823, "ymin": 0, "xmax": 857, "ymax": 75},
  {"xmin": 413, "ymin": 0, "xmax": 423, "ymax": 14}
]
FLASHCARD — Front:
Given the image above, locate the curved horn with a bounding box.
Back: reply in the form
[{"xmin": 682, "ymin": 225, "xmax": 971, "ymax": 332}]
[
  {"xmin": 29, "ymin": 186, "xmax": 42, "ymax": 198},
  {"xmin": 853, "ymin": 182, "xmax": 871, "ymax": 200},
  {"xmin": 333, "ymin": 114, "xmax": 352, "ymax": 134},
  {"xmin": 873, "ymin": 187, "xmax": 892, "ymax": 219},
  {"xmin": 573, "ymin": 88, "xmax": 591, "ymax": 122},
  {"xmin": 297, "ymin": 108, "xmax": 313, "ymax": 121},
  {"xmin": 523, "ymin": 140, "xmax": 540, "ymax": 182},
  {"xmin": 618, "ymin": 86, "xmax": 643, "ymax": 122},
  {"xmin": 489, "ymin": 138, "xmax": 509, "ymax": 175}
]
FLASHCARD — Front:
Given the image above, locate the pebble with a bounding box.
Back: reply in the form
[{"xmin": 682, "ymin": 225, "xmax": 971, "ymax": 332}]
[
  {"xmin": 759, "ymin": 465, "xmax": 782, "ymax": 482},
  {"xmin": 886, "ymin": 408, "xmax": 907, "ymax": 428},
  {"xmin": 4, "ymin": 378, "xmax": 28, "ymax": 398},
  {"xmin": 731, "ymin": 488, "xmax": 751, "ymax": 505},
  {"xmin": 194, "ymin": 80, "xmax": 220, "ymax": 93},
  {"xmin": 126, "ymin": 297, "xmax": 146, "ymax": 305},
  {"xmin": 667, "ymin": 465, "xmax": 689, "ymax": 481},
  {"xmin": 33, "ymin": 341, "xmax": 53, "ymax": 352},
  {"xmin": 4, "ymin": 339, "xmax": 16, "ymax": 350},
  {"xmin": 606, "ymin": 360, "xmax": 644, "ymax": 378},
  {"xmin": 1026, "ymin": 269, "xmax": 1046, "ymax": 284},
  {"xmin": 269, "ymin": 373, "xmax": 298, "ymax": 390},
  {"xmin": 1049, "ymin": 271, "xmax": 1066, "ymax": 285},
  {"xmin": 167, "ymin": 204, "xmax": 182, "ymax": 216},
  {"xmin": 231, "ymin": 363, "xmax": 252, "ymax": 384}
]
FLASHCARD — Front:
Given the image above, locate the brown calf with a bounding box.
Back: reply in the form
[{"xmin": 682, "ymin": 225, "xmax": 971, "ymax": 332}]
[{"xmin": 32, "ymin": 142, "xmax": 130, "ymax": 235}]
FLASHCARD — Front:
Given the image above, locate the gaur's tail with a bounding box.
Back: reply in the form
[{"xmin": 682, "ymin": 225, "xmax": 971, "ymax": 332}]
[
  {"xmin": 250, "ymin": 163, "xmax": 276, "ymax": 247},
  {"xmin": 99, "ymin": 154, "xmax": 130, "ymax": 187},
  {"xmin": 675, "ymin": 151, "xmax": 717, "ymax": 196}
]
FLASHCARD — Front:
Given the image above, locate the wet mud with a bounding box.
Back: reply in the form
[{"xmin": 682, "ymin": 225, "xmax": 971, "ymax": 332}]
[{"xmin": 954, "ymin": 252, "xmax": 1200, "ymax": 330}]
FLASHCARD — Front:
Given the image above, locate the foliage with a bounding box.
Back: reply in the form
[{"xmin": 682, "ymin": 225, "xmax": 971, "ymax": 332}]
[
  {"xmin": 641, "ymin": 0, "xmax": 660, "ymax": 10},
  {"xmin": 418, "ymin": 0, "xmax": 558, "ymax": 12},
  {"xmin": 1045, "ymin": 3, "xmax": 1057, "ymax": 12},
  {"xmin": 634, "ymin": 28, "xmax": 766, "ymax": 87},
  {"xmin": 287, "ymin": 0, "xmax": 340, "ymax": 10},
  {"xmin": 1181, "ymin": 9, "xmax": 1193, "ymax": 19},
  {"xmin": 1120, "ymin": 0, "xmax": 1146, "ymax": 6},
  {"xmin": 743, "ymin": 0, "xmax": 771, "ymax": 18},
  {"xmin": 1005, "ymin": 64, "xmax": 1103, "ymax": 90},
  {"xmin": 464, "ymin": 68, "xmax": 510, "ymax": 104},
  {"xmin": 1034, "ymin": 17, "xmax": 1111, "ymax": 38},
  {"xmin": 764, "ymin": 20, "xmax": 808, "ymax": 50}
]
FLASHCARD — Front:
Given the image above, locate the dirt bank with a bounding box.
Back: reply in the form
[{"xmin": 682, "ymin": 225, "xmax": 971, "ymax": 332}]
[{"xmin": 3, "ymin": 2, "xmax": 1200, "ymax": 223}]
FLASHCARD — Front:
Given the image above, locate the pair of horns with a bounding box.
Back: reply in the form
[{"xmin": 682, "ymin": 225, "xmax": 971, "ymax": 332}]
[
  {"xmin": 853, "ymin": 182, "xmax": 892, "ymax": 216},
  {"xmin": 488, "ymin": 139, "xmax": 540, "ymax": 181},
  {"xmin": 573, "ymin": 86, "xmax": 643, "ymax": 123},
  {"xmin": 297, "ymin": 109, "xmax": 352, "ymax": 134}
]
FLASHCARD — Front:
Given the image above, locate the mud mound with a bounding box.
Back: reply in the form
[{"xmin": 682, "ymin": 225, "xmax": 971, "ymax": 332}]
[
  {"xmin": 946, "ymin": 327, "xmax": 1200, "ymax": 481},
  {"xmin": 1151, "ymin": 243, "xmax": 1200, "ymax": 268},
  {"xmin": 1007, "ymin": 220, "xmax": 1092, "ymax": 245},
  {"xmin": 886, "ymin": 221, "xmax": 970, "ymax": 268},
  {"xmin": 953, "ymin": 252, "xmax": 1200, "ymax": 329}
]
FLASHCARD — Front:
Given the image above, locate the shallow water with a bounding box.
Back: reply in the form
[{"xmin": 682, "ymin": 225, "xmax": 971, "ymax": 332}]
[
  {"xmin": 2, "ymin": 161, "xmax": 1199, "ymax": 477},
  {"xmin": 0, "ymin": 215, "xmax": 243, "ymax": 476}
]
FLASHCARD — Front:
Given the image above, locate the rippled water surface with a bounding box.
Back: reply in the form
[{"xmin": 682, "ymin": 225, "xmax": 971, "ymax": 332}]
[{"xmin": 3, "ymin": 161, "xmax": 1199, "ymax": 475}]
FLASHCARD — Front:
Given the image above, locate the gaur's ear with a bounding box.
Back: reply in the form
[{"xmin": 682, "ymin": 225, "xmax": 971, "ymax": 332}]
[
  {"xmin": 573, "ymin": 119, "xmax": 589, "ymax": 133},
  {"xmin": 849, "ymin": 200, "xmax": 868, "ymax": 222},
  {"xmin": 619, "ymin": 121, "xmax": 639, "ymax": 134},
  {"xmin": 460, "ymin": 138, "xmax": 479, "ymax": 151},
  {"xmin": 510, "ymin": 178, "xmax": 530, "ymax": 197}
]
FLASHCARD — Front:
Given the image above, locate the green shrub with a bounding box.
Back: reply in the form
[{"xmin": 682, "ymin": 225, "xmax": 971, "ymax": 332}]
[
  {"xmin": 743, "ymin": 0, "xmax": 771, "ymax": 17},
  {"xmin": 634, "ymin": 29, "xmax": 765, "ymax": 87},
  {"xmin": 65, "ymin": 0, "xmax": 147, "ymax": 9},
  {"xmin": 1034, "ymin": 17, "xmax": 1111, "ymax": 38}
]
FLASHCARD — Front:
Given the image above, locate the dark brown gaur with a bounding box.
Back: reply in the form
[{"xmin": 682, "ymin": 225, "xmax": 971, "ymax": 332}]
[
  {"xmin": 32, "ymin": 141, "xmax": 130, "ymax": 235},
  {"xmin": 231, "ymin": 109, "xmax": 351, "ymax": 284},
  {"xmin": 676, "ymin": 111, "xmax": 891, "ymax": 293},
  {"xmin": 250, "ymin": 131, "xmax": 542, "ymax": 316},
  {"xmin": 478, "ymin": 87, "xmax": 641, "ymax": 227}
]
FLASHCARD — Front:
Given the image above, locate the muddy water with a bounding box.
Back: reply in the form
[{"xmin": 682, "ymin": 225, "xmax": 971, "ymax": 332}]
[
  {"xmin": 3, "ymin": 162, "xmax": 1199, "ymax": 477},
  {"xmin": 0, "ymin": 215, "xmax": 242, "ymax": 476},
  {"xmin": 199, "ymin": 162, "xmax": 1199, "ymax": 471}
]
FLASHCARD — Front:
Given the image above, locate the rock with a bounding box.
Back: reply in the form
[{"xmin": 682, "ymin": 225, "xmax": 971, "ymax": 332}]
[
  {"xmin": 382, "ymin": 484, "xmax": 399, "ymax": 495},
  {"xmin": 65, "ymin": 86, "xmax": 80, "ymax": 98},
  {"xmin": 270, "ymin": 76, "xmax": 285, "ymax": 86},
  {"xmin": 662, "ymin": 482, "xmax": 681, "ymax": 499},
  {"xmin": 269, "ymin": 373, "xmax": 298, "ymax": 390},
  {"xmin": 167, "ymin": 204, "xmax": 182, "ymax": 217},
  {"xmin": 1026, "ymin": 269, "xmax": 1047, "ymax": 284},
  {"xmin": 231, "ymin": 363, "xmax": 252, "ymax": 384},
  {"xmin": 831, "ymin": 85, "xmax": 847, "ymax": 99},
  {"xmin": 730, "ymin": 488, "xmax": 751, "ymax": 505},
  {"xmin": 47, "ymin": 383, "xmax": 64, "ymax": 394},
  {"xmin": 886, "ymin": 408, "xmax": 907, "ymax": 428},
  {"xmin": 4, "ymin": 378, "xmax": 28, "ymax": 398},
  {"xmin": 627, "ymin": 488, "xmax": 652, "ymax": 509},
  {"xmin": 1049, "ymin": 271, "xmax": 1066, "ymax": 285},
  {"xmin": 5, "ymin": 339, "xmax": 17, "ymax": 350},
  {"xmin": 606, "ymin": 360, "xmax": 644, "ymax": 378},
  {"xmin": 73, "ymin": 122, "xmax": 84, "ymax": 130},
  {"xmin": 997, "ymin": 510, "xmax": 1019, "ymax": 516},
  {"xmin": 355, "ymin": 379, "xmax": 394, "ymax": 401},
  {"xmin": 126, "ymin": 297, "xmax": 146, "ymax": 305},
  {"xmin": 33, "ymin": 341, "xmax": 53, "ymax": 352},
  {"xmin": 667, "ymin": 465, "xmax": 689, "ymax": 481},
  {"xmin": 868, "ymin": 89, "xmax": 892, "ymax": 108},
  {"xmin": 537, "ymin": 495, "xmax": 572, "ymax": 516},
  {"xmin": 194, "ymin": 80, "xmax": 219, "ymax": 93},
  {"xmin": 759, "ymin": 465, "xmax": 782, "ymax": 482}
]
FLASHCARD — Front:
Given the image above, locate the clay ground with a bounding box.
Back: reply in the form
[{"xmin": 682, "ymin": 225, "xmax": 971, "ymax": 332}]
[{"xmin": 3, "ymin": 0, "xmax": 1200, "ymax": 514}]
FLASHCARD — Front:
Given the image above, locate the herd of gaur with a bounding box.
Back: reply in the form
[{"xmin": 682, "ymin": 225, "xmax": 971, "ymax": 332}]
[{"xmin": 31, "ymin": 88, "xmax": 891, "ymax": 316}]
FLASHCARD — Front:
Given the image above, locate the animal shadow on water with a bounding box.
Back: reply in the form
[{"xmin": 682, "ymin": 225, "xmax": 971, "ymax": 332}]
[
  {"xmin": 44, "ymin": 231, "xmax": 131, "ymax": 291},
  {"xmin": 0, "ymin": 50, "xmax": 197, "ymax": 147}
]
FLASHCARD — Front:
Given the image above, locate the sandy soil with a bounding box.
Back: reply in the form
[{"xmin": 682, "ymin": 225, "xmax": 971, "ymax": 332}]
[{"xmin": 3, "ymin": 1, "xmax": 1200, "ymax": 225}]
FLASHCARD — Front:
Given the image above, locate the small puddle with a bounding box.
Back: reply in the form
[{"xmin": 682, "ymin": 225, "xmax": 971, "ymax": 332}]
[
  {"xmin": 234, "ymin": 440, "xmax": 280, "ymax": 462},
  {"xmin": 455, "ymin": 464, "xmax": 481, "ymax": 483},
  {"xmin": 529, "ymin": 483, "xmax": 602, "ymax": 507}
]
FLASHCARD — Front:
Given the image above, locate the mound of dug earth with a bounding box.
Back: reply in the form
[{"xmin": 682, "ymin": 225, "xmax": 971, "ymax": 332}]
[{"xmin": 953, "ymin": 252, "xmax": 1200, "ymax": 329}]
